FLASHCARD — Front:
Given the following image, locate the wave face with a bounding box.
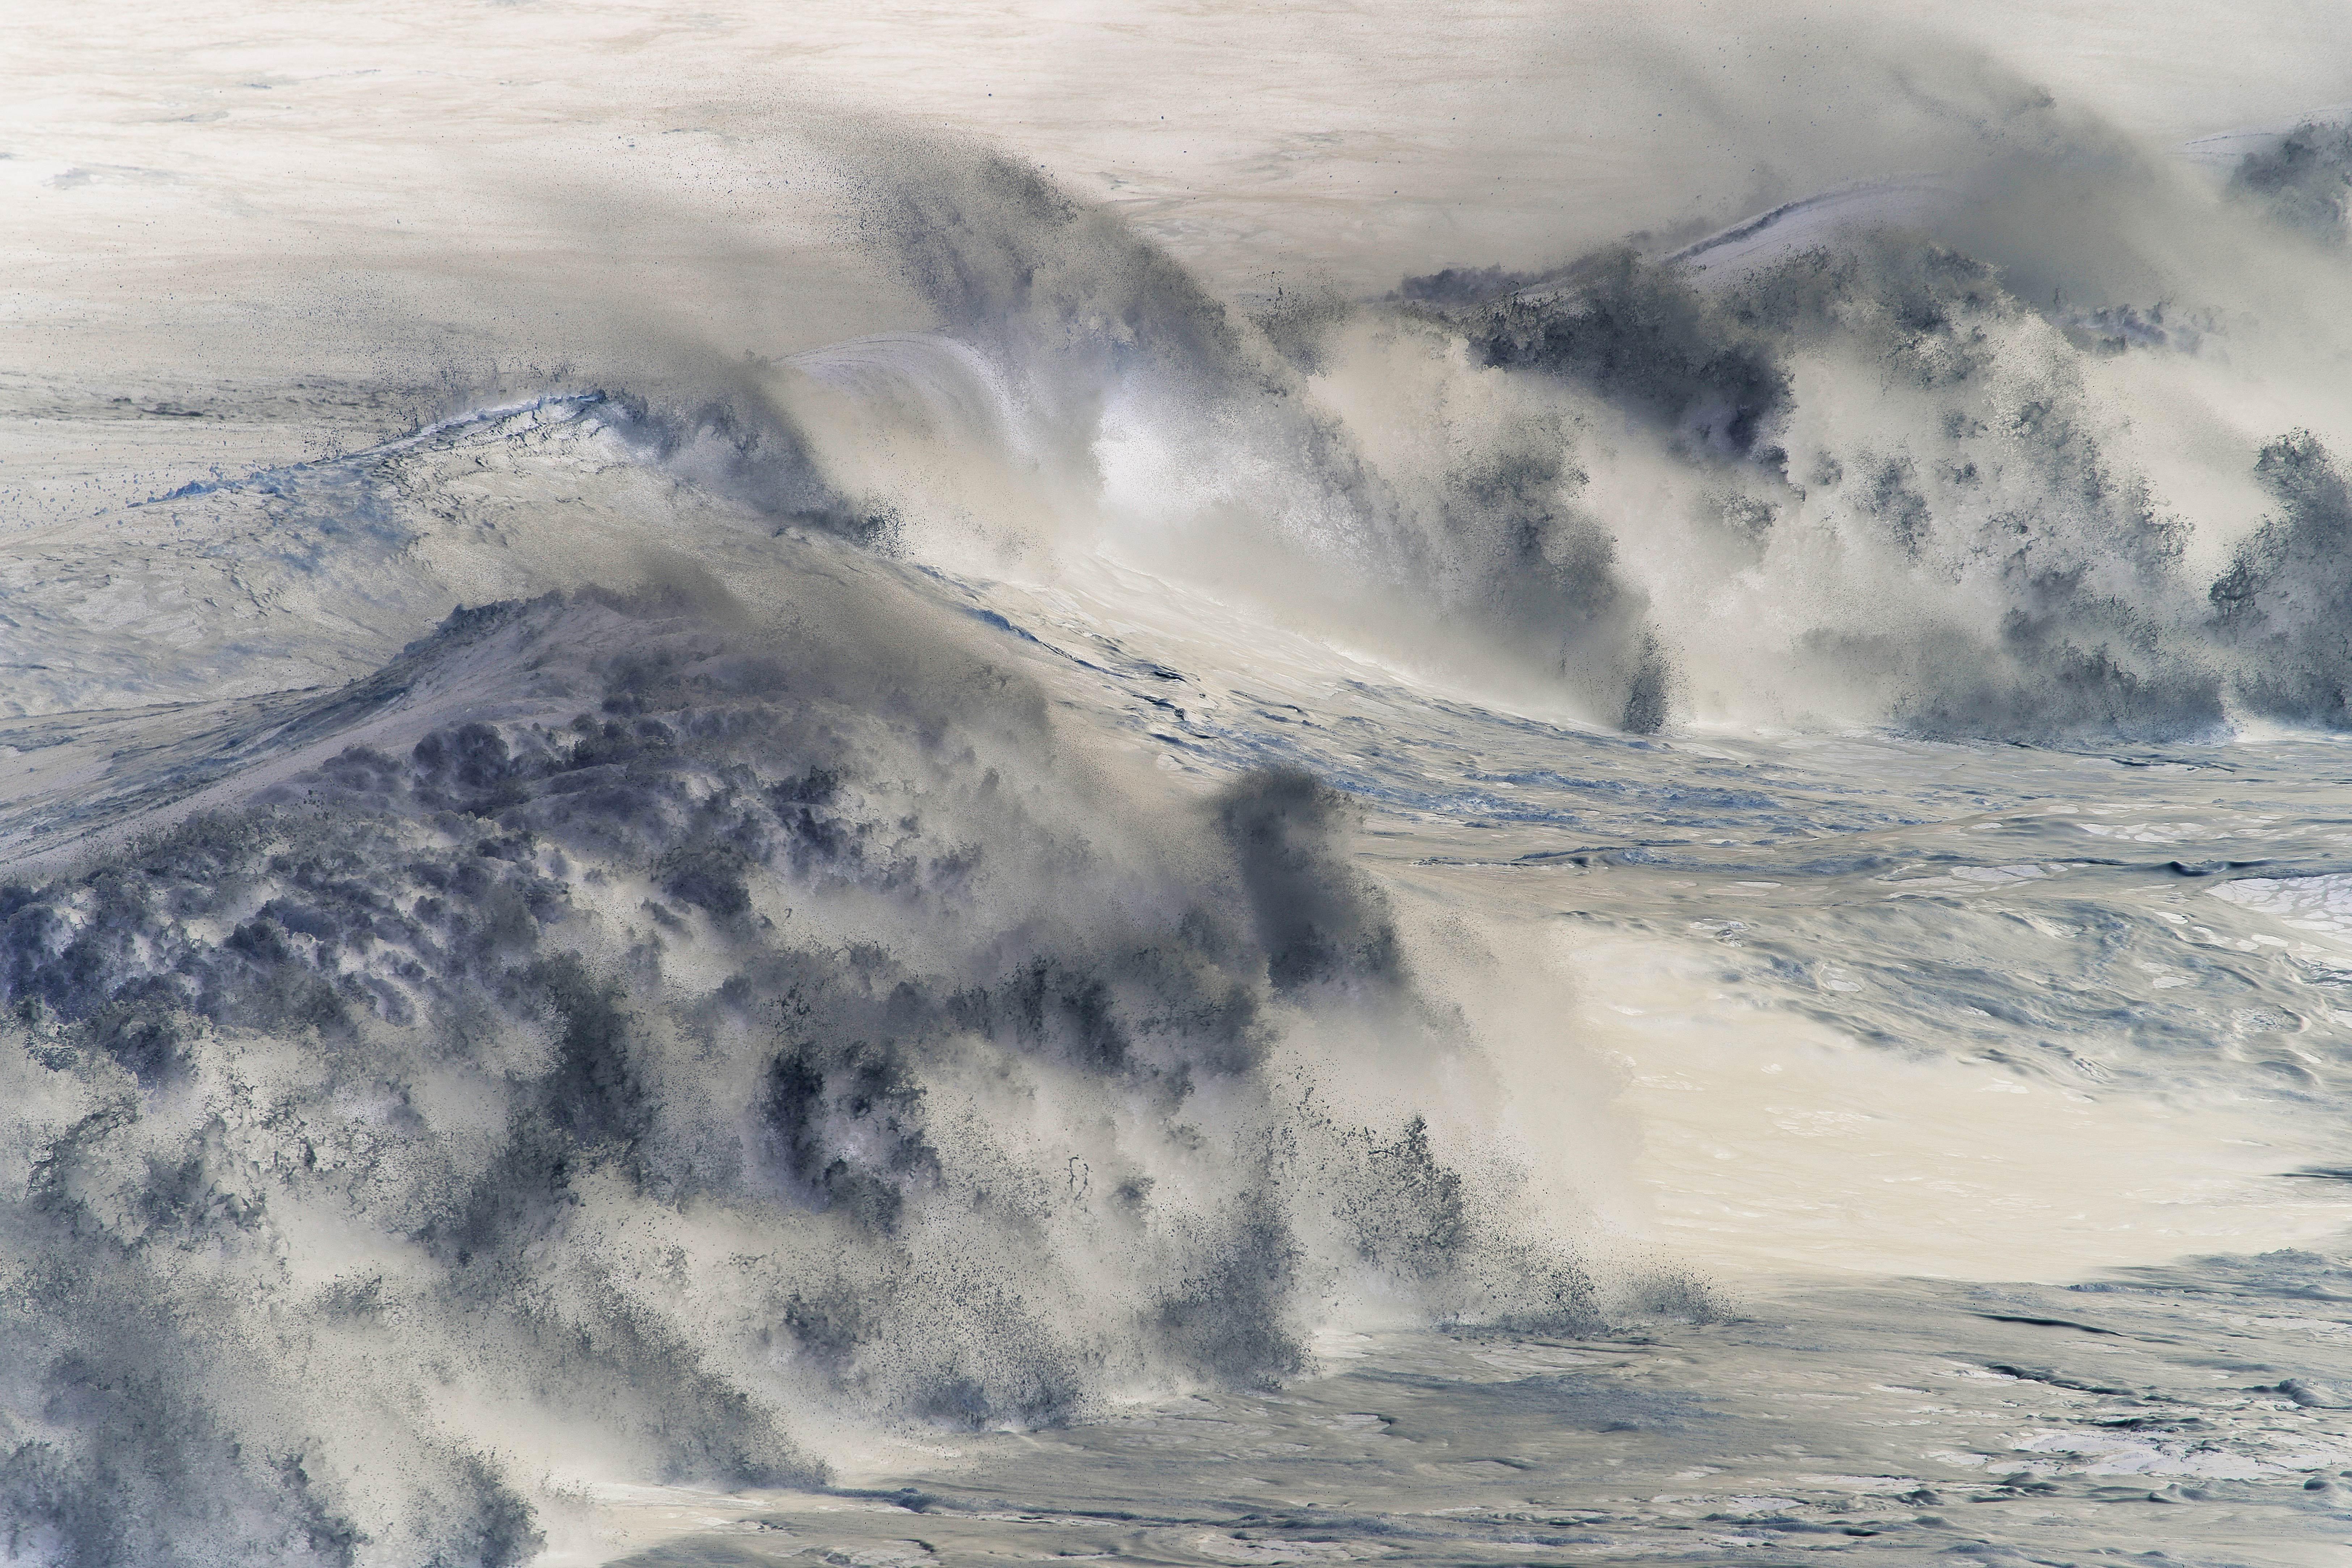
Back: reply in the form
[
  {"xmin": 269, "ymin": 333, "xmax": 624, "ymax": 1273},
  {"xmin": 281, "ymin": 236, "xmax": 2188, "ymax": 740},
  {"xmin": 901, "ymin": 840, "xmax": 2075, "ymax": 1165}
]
[
  {"xmin": 682, "ymin": 135, "xmax": 2352, "ymax": 747},
  {"xmin": 11, "ymin": 25, "xmax": 2352, "ymax": 1568},
  {"xmin": 0, "ymin": 569, "xmax": 1628, "ymax": 1564}
]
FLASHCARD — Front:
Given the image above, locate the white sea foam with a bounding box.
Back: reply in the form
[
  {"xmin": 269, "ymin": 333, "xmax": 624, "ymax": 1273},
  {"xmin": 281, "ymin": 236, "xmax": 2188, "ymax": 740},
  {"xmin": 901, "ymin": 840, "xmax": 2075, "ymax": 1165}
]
[{"xmin": 12, "ymin": 5, "xmax": 2352, "ymax": 1565}]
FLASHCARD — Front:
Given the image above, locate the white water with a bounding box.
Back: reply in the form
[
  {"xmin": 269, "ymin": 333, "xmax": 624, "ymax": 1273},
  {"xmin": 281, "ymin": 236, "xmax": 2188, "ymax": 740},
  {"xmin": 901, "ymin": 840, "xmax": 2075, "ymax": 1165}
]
[{"xmin": 8, "ymin": 5, "xmax": 2352, "ymax": 1565}]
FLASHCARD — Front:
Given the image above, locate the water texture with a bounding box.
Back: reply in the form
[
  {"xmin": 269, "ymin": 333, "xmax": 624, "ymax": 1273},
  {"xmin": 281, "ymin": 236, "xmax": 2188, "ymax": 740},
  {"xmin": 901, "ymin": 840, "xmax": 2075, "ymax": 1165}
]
[{"xmin": 7, "ymin": 6, "xmax": 2352, "ymax": 1564}]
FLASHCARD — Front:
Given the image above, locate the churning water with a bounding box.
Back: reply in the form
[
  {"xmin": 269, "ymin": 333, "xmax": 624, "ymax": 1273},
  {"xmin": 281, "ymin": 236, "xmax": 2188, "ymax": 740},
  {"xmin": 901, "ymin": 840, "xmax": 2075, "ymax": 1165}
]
[{"xmin": 9, "ymin": 5, "xmax": 2352, "ymax": 1564}]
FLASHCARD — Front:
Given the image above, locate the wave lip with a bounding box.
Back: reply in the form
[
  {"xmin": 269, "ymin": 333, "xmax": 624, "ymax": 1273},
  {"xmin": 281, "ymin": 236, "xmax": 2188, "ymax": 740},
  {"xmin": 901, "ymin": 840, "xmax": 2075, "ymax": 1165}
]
[{"xmin": 1665, "ymin": 175, "xmax": 1964, "ymax": 288}]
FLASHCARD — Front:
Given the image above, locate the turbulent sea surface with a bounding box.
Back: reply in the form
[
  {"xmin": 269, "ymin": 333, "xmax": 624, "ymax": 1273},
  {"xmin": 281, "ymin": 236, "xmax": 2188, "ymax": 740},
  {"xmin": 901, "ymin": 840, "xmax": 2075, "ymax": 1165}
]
[{"xmin": 11, "ymin": 5, "xmax": 2352, "ymax": 1564}]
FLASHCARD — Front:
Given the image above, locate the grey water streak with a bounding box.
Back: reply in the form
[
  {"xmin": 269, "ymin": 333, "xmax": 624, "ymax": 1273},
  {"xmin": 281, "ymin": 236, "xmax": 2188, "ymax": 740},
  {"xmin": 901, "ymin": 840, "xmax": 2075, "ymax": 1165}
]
[{"xmin": 605, "ymin": 1254, "xmax": 2352, "ymax": 1567}]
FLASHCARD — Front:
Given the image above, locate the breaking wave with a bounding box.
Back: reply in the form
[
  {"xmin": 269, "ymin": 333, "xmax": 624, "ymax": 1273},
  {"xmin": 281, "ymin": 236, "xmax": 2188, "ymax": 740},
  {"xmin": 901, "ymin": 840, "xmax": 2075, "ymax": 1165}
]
[
  {"xmin": 0, "ymin": 574, "xmax": 1638, "ymax": 1565},
  {"xmin": 751, "ymin": 133, "xmax": 2352, "ymax": 743}
]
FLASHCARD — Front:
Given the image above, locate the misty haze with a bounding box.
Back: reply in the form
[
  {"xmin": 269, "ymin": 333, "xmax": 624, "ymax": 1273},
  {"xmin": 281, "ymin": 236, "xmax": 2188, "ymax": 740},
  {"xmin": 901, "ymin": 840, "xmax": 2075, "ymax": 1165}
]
[{"xmin": 6, "ymin": 4, "xmax": 2352, "ymax": 1565}]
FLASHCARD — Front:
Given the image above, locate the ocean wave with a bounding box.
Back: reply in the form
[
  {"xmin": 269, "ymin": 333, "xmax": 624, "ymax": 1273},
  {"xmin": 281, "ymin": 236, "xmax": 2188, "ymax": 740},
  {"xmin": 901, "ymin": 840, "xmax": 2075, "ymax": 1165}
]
[{"xmin": 0, "ymin": 578, "xmax": 1636, "ymax": 1563}]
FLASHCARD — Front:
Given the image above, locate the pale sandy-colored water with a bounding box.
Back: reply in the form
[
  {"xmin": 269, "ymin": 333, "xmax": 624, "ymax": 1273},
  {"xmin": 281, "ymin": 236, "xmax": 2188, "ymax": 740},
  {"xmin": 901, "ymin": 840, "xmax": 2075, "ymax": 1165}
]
[{"xmin": 10, "ymin": 5, "xmax": 2352, "ymax": 1564}]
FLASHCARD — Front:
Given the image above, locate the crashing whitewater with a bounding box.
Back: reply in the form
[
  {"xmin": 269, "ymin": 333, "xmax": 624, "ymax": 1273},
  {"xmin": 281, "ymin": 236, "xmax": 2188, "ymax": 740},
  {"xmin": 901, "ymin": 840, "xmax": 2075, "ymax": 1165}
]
[{"xmin": 9, "ymin": 67, "xmax": 2352, "ymax": 1568}]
